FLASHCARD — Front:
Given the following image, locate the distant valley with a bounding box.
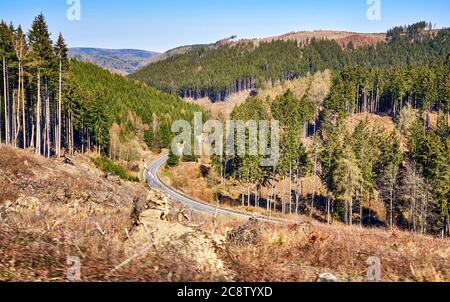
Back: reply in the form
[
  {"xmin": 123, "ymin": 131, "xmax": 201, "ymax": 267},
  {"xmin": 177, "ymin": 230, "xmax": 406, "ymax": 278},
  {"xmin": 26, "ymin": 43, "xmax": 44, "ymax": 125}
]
[{"xmin": 68, "ymin": 48, "xmax": 160, "ymax": 75}]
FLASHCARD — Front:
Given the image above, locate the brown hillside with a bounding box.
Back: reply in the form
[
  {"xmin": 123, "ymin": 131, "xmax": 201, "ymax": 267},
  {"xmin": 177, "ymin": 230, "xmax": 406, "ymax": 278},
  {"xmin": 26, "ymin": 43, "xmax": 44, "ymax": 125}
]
[{"xmin": 239, "ymin": 30, "xmax": 386, "ymax": 48}]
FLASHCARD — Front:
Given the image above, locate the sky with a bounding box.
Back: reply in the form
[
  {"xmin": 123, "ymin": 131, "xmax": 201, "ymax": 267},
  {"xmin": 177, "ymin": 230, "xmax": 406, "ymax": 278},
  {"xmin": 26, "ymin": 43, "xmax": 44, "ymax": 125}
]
[{"xmin": 1, "ymin": 0, "xmax": 449, "ymax": 53}]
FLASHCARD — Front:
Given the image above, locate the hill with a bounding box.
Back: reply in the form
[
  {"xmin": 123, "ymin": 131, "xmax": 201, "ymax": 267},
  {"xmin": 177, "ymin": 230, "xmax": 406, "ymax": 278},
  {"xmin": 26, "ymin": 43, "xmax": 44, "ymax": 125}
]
[
  {"xmin": 1, "ymin": 144, "xmax": 448, "ymax": 282},
  {"xmin": 240, "ymin": 30, "xmax": 386, "ymax": 48},
  {"xmin": 149, "ymin": 44, "xmax": 207, "ymax": 64},
  {"xmin": 69, "ymin": 48, "xmax": 160, "ymax": 75},
  {"xmin": 67, "ymin": 60, "xmax": 205, "ymax": 157},
  {"xmin": 0, "ymin": 145, "xmax": 232, "ymax": 281},
  {"xmin": 130, "ymin": 25, "xmax": 449, "ymax": 102}
]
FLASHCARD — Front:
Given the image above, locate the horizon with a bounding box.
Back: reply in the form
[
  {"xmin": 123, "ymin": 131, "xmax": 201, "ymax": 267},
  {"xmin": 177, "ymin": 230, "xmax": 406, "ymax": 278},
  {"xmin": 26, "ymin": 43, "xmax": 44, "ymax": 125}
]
[{"xmin": 1, "ymin": 0, "xmax": 450, "ymax": 52}]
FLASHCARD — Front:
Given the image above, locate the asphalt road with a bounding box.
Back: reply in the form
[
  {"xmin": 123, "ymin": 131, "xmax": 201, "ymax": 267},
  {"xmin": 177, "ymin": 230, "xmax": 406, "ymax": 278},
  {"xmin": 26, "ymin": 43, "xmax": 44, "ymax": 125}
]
[{"xmin": 145, "ymin": 155, "xmax": 297, "ymax": 224}]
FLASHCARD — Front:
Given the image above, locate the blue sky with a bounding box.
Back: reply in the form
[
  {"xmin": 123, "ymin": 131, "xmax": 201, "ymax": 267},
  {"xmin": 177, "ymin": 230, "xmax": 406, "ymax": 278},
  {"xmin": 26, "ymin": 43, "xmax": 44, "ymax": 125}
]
[{"xmin": 1, "ymin": 0, "xmax": 449, "ymax": 52}]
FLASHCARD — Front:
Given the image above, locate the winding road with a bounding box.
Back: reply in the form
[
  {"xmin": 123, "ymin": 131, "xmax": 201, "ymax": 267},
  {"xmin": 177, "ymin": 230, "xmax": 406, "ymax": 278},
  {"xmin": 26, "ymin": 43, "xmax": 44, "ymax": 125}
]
[{"xmin": 145, "ymin": 155, "xmax": 297, "ymax": 224}]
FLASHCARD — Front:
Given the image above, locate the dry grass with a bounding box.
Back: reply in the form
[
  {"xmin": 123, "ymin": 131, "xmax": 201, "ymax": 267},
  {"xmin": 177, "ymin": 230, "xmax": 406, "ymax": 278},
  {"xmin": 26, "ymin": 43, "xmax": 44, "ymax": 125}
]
[
  {"xmin": 212, "ymin": 218, "xmax": 450, "ymax": 282},
  {"xmin": 178, "ymin": 206, "xmax": 450, "ymax": 282},
  {"xmin": 2, "ymin": 145, "xmax": 449, "ymax": 282},
  {"xmin": 248, "ymin": 31, "xmax": 386, "ymax": 48},
  {"xmin": 0, "ymin": 145, "xmax": 226, "ymax": 282},
  {"xmin": 185, "ymin": 90, "xmax": 252, "ymax": 120}
]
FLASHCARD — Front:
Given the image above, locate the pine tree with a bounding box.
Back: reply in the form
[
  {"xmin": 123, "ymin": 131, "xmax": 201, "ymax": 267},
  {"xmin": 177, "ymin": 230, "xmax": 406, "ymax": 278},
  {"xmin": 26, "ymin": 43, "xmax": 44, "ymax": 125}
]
[
  {"xmin": 333, "ymin": 143, "xmax": 363, "ymax": 226},
  {"xmin": 167, "ymin": 149, "xmax": 180, "ymax": 167},
  {"xmin": 54, "ymin": 33, "xmax": 68, "ymax": 157},
  {"xmin": 378, "ymin": 131, "xmax": 403, "ymax": 228},
  {"xmin": 0, "ymin": 21, "xmax": 14, "ymax": 145},
  {"xmin": 27, "ymin": 13, "xmax": 54, "ymax": 155}
]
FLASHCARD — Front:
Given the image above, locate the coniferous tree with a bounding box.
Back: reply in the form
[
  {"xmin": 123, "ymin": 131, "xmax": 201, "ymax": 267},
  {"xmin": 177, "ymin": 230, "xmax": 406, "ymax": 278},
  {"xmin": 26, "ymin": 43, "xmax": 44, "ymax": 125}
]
[
  {"xmin": 27, "ymin": 13, "xmax": 54, "ymax": 155},
  {"xmin": 54, "ymin": 33, "xmax": 68, "ymax": 157}
]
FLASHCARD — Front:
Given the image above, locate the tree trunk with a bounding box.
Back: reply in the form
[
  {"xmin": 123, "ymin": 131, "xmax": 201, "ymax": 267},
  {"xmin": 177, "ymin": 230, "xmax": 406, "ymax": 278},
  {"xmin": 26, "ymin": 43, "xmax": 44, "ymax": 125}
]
[
  {"xmin": 360, "ymin": 185, "xmax": 363, "ymax": 228},
  {"xmin": 289, "ymin": 160, "xmax": 292, "ymax": 214},
  {"xmin": 11, "ymin": 77, "xmax": 16, "ymax": 147},
  {"xmin": 327, "ymin": 193, "xmax": 331, "ymax": 225},
  {"xmin": 36, "ymin": 70, "xmax": 41, "ymax": 155},
  {"xmin": 390, "ymin": 182, "xmax": 394, "ymax": 229},
  {"xmin": 3, "ymin": 57, "xmax": 9, "ymax": 145},
  {"xmin": 57, "ymin": 59, "xmax": 62, "ymax": 157},
  {"xmin": 22, "ymin": 66, "xmax": 26, "ymax": 149},
  {"xmin": 247, "ymin": 167, "xmax": 250, "ymax": 207},
  {"xmin": 310, "ymin": 145, "xmax": 318, "ymax": 218},
  {"xmin": 349, "ymin": 197, "xmax": 353, "ymax": 227},
  {"xmin": 70, "ymin": 112, "xmax": 74, "ymax": 156},
  {"xmin": 45, "ymin": 80, "xmax": 50, "ymax": 158}
]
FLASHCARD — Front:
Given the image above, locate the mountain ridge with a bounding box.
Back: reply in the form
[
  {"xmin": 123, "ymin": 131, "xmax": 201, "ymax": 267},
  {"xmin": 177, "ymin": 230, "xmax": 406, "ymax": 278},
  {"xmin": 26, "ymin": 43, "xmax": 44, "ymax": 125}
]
[{"xmin": 69, "ymin": 47, "xmax": 160, "ymax": 75}]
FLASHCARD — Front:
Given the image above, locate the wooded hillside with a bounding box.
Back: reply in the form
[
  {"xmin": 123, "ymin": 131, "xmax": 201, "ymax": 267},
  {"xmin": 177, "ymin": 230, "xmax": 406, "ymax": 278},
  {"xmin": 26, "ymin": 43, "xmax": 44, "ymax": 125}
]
[
  {"xmin": 0, "ymin": 14, "xmax": 204, "ymax": 159},
  {"xmin": 130, "ymin": 22, "xmax": 450, "ymax": 103}
]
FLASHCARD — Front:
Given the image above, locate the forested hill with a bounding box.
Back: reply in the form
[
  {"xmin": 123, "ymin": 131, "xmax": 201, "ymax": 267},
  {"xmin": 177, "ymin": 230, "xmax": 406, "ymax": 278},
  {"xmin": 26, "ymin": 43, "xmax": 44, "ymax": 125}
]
[
  {"xmin": 69, "ymin": 48, "xmax": 160, "ymax": 75},
  {"xmin": 129, "ymin": 23, "xmax": 450, "ymax": 102},
  {"xmin": 68, "ymin": 61, "xmax": 204, "ymax": 152},
  {"xmin": 0, "ymin": 14, "xmax": 204, "ymax": 161}
]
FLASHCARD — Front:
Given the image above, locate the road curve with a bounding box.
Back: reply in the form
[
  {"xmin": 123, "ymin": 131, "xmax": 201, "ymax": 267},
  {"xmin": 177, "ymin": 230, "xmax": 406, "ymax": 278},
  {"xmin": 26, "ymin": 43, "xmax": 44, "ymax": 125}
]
[{"xmin": 145, "ymin": 155, "xmax": 298, "ymax": 224}]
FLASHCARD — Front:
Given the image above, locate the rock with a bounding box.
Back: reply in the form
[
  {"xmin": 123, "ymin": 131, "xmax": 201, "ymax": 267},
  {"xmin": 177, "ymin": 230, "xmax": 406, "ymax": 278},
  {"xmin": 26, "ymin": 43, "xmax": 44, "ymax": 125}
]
[
  {"xmin": 317, "ymin": 273, "xmax": 338, "ymax": 282},
  {"xmin": 141, "ymin": 189, "xmax": 170, "ymax": 221},
  {"xmin": 0, "ymin": 200, "xmax": 13, "ymax": 212},
  {"xmin": 125, "ymin": 189, "xmax": 233, "ymax": 281},
  {"xmin": 1, "ymin": 196, "xmax": 41, "ymax": 214},
  {"xmin": 63, "ymin": 157, "xmax": 74, "ymax": 166},
  {"xmin": 227, "ymin": 217, "xmax": 260, "ymax": 246}
]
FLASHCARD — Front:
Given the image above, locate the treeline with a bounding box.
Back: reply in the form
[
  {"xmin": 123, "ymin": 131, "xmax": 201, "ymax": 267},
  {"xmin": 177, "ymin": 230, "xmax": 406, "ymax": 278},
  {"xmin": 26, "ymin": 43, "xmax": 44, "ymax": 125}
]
[
  {"xmin": 211, "ymin": 90, "xmax": 449, "ymax": 237},
  {"xmin": 130, "ymin": 22, "xmax": 450, "ymax": 102},
  {"xmin": 0, "ymin": 14, "xmax": 203, "ymax": 158},
  {"xmin": 324, "ymin": 59, "xmax": 450, "ymax": 118}
]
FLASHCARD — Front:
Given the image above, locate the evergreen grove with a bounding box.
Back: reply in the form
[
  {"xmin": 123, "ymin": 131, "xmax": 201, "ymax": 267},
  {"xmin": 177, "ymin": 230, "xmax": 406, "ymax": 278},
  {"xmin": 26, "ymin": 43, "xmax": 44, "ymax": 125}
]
[
  {"xmin": 0, "ymin": 14, "xmax": 204, "ymax": 160},
  {"xmin": 156, "ymin": 22, "xmax": 450, "ymax": 237}
]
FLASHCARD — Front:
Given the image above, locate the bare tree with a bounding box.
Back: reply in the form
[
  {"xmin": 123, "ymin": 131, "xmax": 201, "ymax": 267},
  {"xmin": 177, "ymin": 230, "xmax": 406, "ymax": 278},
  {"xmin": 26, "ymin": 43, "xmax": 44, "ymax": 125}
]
[
  {"xmin": 36, "ymin": 69, "xmax": 41, "ymax": 155},
  {"xmin": 3, "ymin": 57, "xmax": 9, "ymax": 145},
  {"xmin": 57, "ymin": 58, "xmax": 62, "ymax": 156},
  {"xmin": 45, "ymin": 81, "xmax": 50, "ymax": 157}
]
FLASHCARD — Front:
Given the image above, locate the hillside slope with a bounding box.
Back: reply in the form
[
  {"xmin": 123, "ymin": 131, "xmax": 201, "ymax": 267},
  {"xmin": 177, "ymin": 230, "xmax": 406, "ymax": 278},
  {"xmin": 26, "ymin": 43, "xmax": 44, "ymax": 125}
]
[
  {"xmin": 130, "ymin": 27, "xmax": 449, "ymax": 102},
  {"xmin": 69, "ymin": 48, "xmax": 160, "ymax": 75},
  {"xmin": 149, "ymin": 44, "xmax": 207, "ymax": 64},
  {"xmin": 241, "ymin": 30, "xmax": 386, "ymax": 47},
  {"xmin": 0, "ymin": 145, "xmax": 231, "ymax": 281},
  {"xmin": 67, "ymin": 61, "xmax": 205, "ymax": 156},
  {"xmin": 1, "ymin": 145, "xmax": 449, "ymax": 282}
]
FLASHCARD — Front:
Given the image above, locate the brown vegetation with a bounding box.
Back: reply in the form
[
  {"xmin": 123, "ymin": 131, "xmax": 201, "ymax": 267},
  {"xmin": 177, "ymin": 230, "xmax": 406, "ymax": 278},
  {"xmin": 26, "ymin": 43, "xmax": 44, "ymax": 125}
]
[
  {"xmin": 0, "ymin": 145, "xmax": 229, "ymax": 281},
  {"xmin": 239, "ymin": 31, "xmax": 386, "ymax": 48},
  {"xmin": 1, "ymin": 145, "xmax": 449, "ymax": 282}
]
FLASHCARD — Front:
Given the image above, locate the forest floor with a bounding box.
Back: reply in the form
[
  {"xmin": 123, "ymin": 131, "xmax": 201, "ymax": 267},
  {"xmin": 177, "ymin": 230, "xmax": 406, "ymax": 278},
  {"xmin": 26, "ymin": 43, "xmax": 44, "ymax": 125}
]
[{"xmin": 1, "ymin": 145, "xmax": 449, "ymax": 282}]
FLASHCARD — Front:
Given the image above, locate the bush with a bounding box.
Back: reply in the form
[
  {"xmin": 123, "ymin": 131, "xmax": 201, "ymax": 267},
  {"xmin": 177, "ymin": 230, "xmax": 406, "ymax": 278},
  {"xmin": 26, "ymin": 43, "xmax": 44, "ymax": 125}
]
[
  {"xmin": 182, "ymin": 154, "xmax": 198, "ymax": 163},
  {"xmin": 167, "ymin": 151, "xmax": 180, "ymax": 167},
  {"xmin": 92, "ymin": 156, "xmax": 140, "ymax": 182}
]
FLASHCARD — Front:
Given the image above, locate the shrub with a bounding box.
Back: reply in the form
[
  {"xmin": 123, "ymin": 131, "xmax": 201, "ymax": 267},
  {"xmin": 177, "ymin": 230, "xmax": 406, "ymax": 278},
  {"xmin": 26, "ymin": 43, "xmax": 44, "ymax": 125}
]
[
  {"xmin": 167, "ymin": 151, "xmax": 180, "ymax": 167},
  {"xmin": 92, "ymin": 156, "xmax": 140, "ymax": 182}
]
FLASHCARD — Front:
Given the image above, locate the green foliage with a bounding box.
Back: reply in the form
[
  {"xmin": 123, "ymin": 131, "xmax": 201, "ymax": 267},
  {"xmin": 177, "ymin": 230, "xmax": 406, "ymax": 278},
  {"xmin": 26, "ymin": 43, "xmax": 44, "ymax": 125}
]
[
  {"xmin": 167, "ymin": 150, "xmax": 180, "ymax": 167},
  {"xmin": 92, "ymin": 156, "xmax": 139, "ymax": 182},
  {"xmin": 407, "ymin": 117, "xmax": 450, "ymax": 233},
  {"xmin": 67, "ymin": 60, "xmax": 205, "ymax": 153},
  {"xmin": 131, "ymin": 26, "xmax": 450, "ymax": 103},
  {"xmin": 324, "ymin": 59, "xmax": 450, "ymax": 117},
  {"xmin": 27, "ymin": 13, "xmax": 54, "ymax": 74}
]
